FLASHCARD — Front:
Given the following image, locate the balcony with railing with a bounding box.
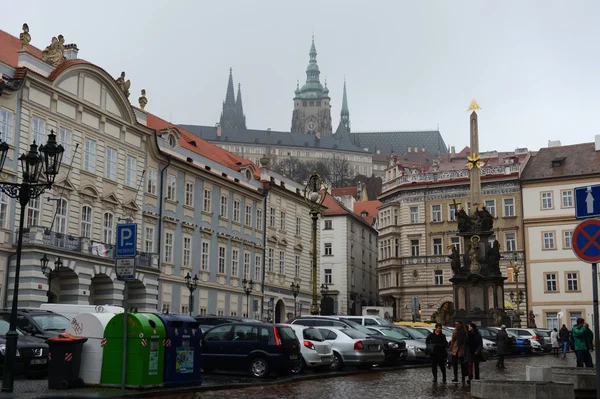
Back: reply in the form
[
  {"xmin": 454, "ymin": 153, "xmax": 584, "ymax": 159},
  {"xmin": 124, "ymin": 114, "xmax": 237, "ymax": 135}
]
[
  {"xmin": 17, "ymin": 226, "xmax": 159, "ymax": 271},
  {"xmin": 394, "ymin": 251, "xmax": 524, "ymax": 266}
]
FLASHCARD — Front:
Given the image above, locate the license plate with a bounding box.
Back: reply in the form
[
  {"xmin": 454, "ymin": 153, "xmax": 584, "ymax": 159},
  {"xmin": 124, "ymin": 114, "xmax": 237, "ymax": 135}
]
[
  {"xmin": 321, "ymin": 356, "xmax": 331, "ymax": 362},
  {"xmin": 290, "ymin": 354, "xmax": 298, "ymax": 360},
  {"xmin": 369, "ymin": 345, "xmax": 379, "ymax": 351},
  {"xmin": 30, "ymin": 359, "xmax": 47, "ymax": 365}
]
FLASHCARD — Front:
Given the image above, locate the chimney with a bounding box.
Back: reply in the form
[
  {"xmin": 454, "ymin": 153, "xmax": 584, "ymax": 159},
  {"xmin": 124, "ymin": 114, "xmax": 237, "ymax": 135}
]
[
  {"xmin": 421, "ymin": 147, "xmax": 425, "ymax": 152},
  {"xmin": 216, "ymin": 123, "xmax": 222, "ymax": 137},
  {"xmin": 64, "ymin": 44, "xmax": 79, "ymax": 60},
  {"xmin": 596, "ymin": 134, "xmax": 600, "ymax": 152},
  {"xmin": 548, "ymin": 140, "xmax": 561, "ymax": 148},
  {"xmin": 407, "ymin": 147, "xmax": 411, "ymax": 153},
  {"xmin": 414, "ymin": 147, "xmax": 418, "ymax": 153},
  {"xmin": 450, "ymin": 146, "xmax": 455, "ymax": 156}
]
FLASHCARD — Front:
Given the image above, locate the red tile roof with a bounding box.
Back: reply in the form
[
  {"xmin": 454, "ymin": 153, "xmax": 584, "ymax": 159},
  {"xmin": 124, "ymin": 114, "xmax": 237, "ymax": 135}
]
[
  {"xmin": 521, "ymin": 142, "xmax": 600, "ymax": 181},
  {"xmin": 331, "ymin": 186, "xmax": 357, "ymax": 197},
  {"xmin": 146, "ymin": 113, "xmax": 260, "ymax": 180},
  {"xmin": 353, "ymin": 200, "xmax": 381, "ymax": 225},
  {"xmin": 322, "ymin": 193, "xmax": 377, "ymax": 230},
  {"xmin": 0, "ymin": 28, "xmax": 43, "ymax": 68}
]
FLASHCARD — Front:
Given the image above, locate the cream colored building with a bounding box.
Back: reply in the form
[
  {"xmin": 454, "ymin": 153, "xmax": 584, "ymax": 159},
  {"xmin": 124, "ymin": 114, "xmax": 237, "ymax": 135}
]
[
  {"xmin": 522, "ymin": 138, "xmax": 600, "ymax": 330},
  {"xmin": 378, "ymin": 149, "xmax": 530, "ymax": 322}
]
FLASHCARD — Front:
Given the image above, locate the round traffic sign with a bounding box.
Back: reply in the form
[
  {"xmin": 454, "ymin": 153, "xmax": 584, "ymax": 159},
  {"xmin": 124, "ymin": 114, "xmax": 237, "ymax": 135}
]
[{"xmin": 572, "ymin": 219, "xmax": 600, "ymax": 263}]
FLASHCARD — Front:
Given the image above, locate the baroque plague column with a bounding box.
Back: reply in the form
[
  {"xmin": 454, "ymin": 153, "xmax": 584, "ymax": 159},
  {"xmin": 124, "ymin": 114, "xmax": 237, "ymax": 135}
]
[{"xmin": 449, "ymin": 101, "xmax": 508, "ymax": 327}]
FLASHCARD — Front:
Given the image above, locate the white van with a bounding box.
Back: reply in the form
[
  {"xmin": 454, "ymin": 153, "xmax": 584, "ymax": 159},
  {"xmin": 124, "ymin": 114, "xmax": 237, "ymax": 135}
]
[{"xmin": 39, "ymin": 304, "xmax": 124, "ymax": 321}]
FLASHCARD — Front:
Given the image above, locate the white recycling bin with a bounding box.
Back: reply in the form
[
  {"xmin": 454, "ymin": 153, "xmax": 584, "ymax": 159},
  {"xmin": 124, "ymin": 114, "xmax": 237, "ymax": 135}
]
[{"xmin": 65, "ymin": 312, "xmax": 117, "ymax": 385}]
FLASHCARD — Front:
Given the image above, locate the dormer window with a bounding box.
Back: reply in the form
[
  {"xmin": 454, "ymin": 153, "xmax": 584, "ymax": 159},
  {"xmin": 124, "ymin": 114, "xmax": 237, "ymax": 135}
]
[
  {"xmin": 551, "ymin": 158, "xmax": 565, "ymax": 168},
  {"xmin": 245, "ymin": 169, "xmax": 252, "ymax": 181},
  {"xmin": 168, "ymin": 134, "xmax": 177, "ymax": 148},
  {"xmin": 361, "ymin": 211, "xmax": 368, "ymax": 217}
]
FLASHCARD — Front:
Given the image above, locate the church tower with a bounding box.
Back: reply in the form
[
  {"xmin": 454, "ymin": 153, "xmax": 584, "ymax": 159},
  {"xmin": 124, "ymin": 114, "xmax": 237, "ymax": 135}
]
[
  {"xmin": 290, "ymin": 37, "xmax": 332, "ymax": 138},
  {"xmin": 220, "ymin": 68, "xmax": 247, "ymax": 130},
  {"xmin": 335, "ymin": 79, "xmax": 350, "ymax": 134}
]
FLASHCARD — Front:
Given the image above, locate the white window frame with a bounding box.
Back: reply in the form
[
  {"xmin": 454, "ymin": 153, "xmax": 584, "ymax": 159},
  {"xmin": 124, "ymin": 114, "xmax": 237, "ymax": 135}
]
[
  {"xmin": 80, "ymin": 205, "xmax": 92, "ymax": 238},
  {"xmin": 432, "ymin": 238, "xmax": 442, "ymax": 255},
  {"xmin": 0, "ymin": 193, "xmax": 9, "ymax": 229},
  {"xmin": 201, "ymin": 241, "xmax": 209, "ymax": 271},
  {"xmin": 103, "ymin": 212, "xmax": 114, "ymax": 244},
  {"xmin": 233, "ymin": 199, "xmax": 241, "ymax": 223},
  {"xmin": 280, "ymin": 211, "xmax": 286, "ymax": 230},
  {"xmin": 434, "ymin": 270, "xmax": 443, "ymax": 285},
  {"xmin": 543, "ymin": 232, "xmax": 555, "ymax": 249},
  {"xmin": 0, "ymin": 108, "xmax": 14, "ymax": 145},
  {"xmin": 566, "ymin": 272, "xmax": 579, "ymax": 291},
  {"xmin": 431, "ymin": 205, "xmax": 441, "ymax": 222},
  {"xmin": 218, "ymin": 246, "xmax": 226, "ymax": 274},
  {"xmin": 167, "ymin": 174, "xmax": 176, "ymax": 201},
  {"xmin": 564, "ymin": 230, "xmax": 573, "ymax": 249},
  {"xmin": 295, "ymin": 255, "xmax": 301, "ymax": 278},
  {"xmin": 324, "ymin": 243, "xmax": 332, "ymax": 256},
  {"xmin": 220, "ymin": 195, "xmax": 228, "ymax": 218},
  {"xmin": 245, "ymin": 204, "xmax": 252, "ymax": 227},
  {"xmin": 84, "ymin": 138, "xmax": 97, "ymax": 173},
  {"xmin": 269, "ymin": 207, "xmax": 276, "ymax": 227},
  {"xmin": 451, "ymin": 237, "xmax": 461, "ymax": 254},
  {"xmin": 105, "ymin": 147, "xmax": 117, "ymax": 180},
  {"xmin": 295, "ymin": 217, "xmax": 301, "ymax": 235},
  {"xmin": 541, "ymin": 191, "xmax": 553, "ymax": 209},
  {"xmin": 185, "ymin": 182, "xmax": 194, "ymax": 207},
  {"xmin": 164, "ymin": 231, "xmax": 174, "ymax": 263},
  {"xmin": 268, "ymin": 248, "xmax": 274, "ymax": 272},
  {"xmin": 243, "ymin": 252, "xmax": 250, "ymax": 279},
  {"xmin": 126, "ymin": 156, "xmax": 137, "ymax": 187},
  {"xmin": 484, "ymin": 199, "xmax": 496, "ymax": 217},
  {"xmin": 147, "ymin": 168, "xmax": 157, "ymax": 195},
  {"xmin": 256, "ymin": 208, "xmax": 263, "ymax": 231},
  {"xmin": 58, "ymin": 126, "xmax": 72, "ymax": 163},
  {"xmin": 279, "ymin": 251, "xmax": 285, "ymax": 274},
  {"xmin": 448, "ymin": 204, "xmax": 457, "ymax": 222},
  {"xmin": 562, "ymin": 190, "xmax": 574, "ymax": 208},
  {"xmin": 183, "ymin": 236, "xmax": 192, "ymax": 267},
  {"xmin": 505, "ymin": 232, "xmax": 516, "ymax": 252},
  {"xmin": 31, "ymin": 116, "xmax": 45, "ymax": 145},
  {"xmin": 545, "ymin": 273, "xmax": 557, "ymax": 292},
  {"xmin": 203, "ymin": 188, "xmax": 211, "ymax": 212},
  {"xmin": 410, "ymin": 207, "xmax": 419, "ymax": 224},
  {"xmin": 255, "ymin": 255, "xmax": 262, "ymax": 281},
  {"xmin": 144, "ymin": 226, "xmax": 154, "ymax": 253},
  {"xmin": 503, "ymin": 198, "xmax": 515, "ymax": 217},
  {"xmin": 324, "ymin": 269, "xmax": 332, "ymax": 284},
  {"xmin": 231, "ymin": 249, "xmax": 239, "ymax": 277},
  {"xmin": 55, "ymin": 199, "xmax": 68, "ymax": 234},
  {"xmin": 411, "ymin": 239, "xmax": 420, "ymax": 256}
]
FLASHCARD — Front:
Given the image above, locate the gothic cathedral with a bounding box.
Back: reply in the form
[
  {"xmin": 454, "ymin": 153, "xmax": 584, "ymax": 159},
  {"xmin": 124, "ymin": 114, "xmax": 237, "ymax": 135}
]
[{"xmin": 290, "ymin": 37, "xmax": 333, "ymax": 138}]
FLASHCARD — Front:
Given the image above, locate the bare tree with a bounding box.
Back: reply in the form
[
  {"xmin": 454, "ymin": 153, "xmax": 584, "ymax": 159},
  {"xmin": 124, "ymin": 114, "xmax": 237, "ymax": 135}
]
[
  {"xmin": 273, "ymin": 157, "xmax": 310, "ymax": 183},
  {"xmin": 325, "ymin": 154, "xmax": 353, "ymax": 188}
]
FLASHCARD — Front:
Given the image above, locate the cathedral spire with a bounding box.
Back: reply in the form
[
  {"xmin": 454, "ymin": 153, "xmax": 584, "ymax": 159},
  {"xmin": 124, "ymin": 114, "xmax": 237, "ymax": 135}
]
[
  {"xmin": 306, "ymin": 36, "xmax": 320, "ymax": 84},
  {"xmin": 336, "ymin": 79, "xmax": 351, "ymax": 134},
  {"xmin": 236, "ymin": 83, "xmax": 244, "ymax": 113},
  {"xmin": 224, "ymin": 67, "xmax": 235, "ymax": 105}
]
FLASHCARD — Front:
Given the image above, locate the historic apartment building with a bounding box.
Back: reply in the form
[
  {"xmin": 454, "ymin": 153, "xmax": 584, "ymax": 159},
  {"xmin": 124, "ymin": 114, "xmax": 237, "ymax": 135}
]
[
  {"xmin": 320, "ymin": 194, "xmax": 379, "ymax": 315},
  {"xmin": 521, "ymin": 138, "xmax": 600, "ymax": 330},
  {"xmin": 0, "ymin": 28, "xmax": 159, "ymax": 310},
  {"xmin": 260, "ymin": 163, "xmax": 319, "ymax": 322},
  {"xmin": 378, "ymin": 147, "xmax": 531, "ymax": 322}
]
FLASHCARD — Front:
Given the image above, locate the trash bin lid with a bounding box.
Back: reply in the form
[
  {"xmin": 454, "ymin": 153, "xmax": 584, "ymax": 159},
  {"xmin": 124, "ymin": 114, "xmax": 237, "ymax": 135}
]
[
  {"xmin": 48, "ymin": 332, "xmax": 88, "ymax": 343},
  {"xmin": 66, "ymin": 312, "xmax": 117, "ymax": 339}
]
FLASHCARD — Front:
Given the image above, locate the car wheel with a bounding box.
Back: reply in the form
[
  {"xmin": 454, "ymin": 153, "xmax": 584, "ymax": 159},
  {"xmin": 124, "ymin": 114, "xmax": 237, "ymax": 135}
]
[
  {"xmin": 250, "ymin": 357, "xmax": 269, "ymax": 378},
  {"xmin": 291, "ymin": 358, "xmax": 305, "ymax": 375},
  {"xmin": 330, "ymin": 352, "xmax": 343, "ymax": 371}
]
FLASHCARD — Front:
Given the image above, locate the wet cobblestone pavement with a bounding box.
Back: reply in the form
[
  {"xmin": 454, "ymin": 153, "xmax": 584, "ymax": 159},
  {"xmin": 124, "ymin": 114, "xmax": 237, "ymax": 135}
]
[{"xmin": 6, "ymin": 353, "xmax": 577, "ymax": 399}]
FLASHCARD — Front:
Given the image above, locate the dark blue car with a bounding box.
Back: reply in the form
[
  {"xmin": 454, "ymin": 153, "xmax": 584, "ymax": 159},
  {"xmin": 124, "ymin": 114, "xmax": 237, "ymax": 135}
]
[{"xmin": 479, "ymin": 327, "xmax": 532, "ymax": 355}]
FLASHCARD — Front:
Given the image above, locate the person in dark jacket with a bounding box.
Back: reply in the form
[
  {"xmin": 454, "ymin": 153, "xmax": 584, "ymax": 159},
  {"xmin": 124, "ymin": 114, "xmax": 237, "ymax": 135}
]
[
  {"xmin": 426, "ymin": 323, "xmax": 448, "ymax": 383},
  {"xmin": 496, "ymin": 325, "xmax": 509, "ymax": 369},
  {"xmin": 572, "ymin": 318, "xmax": 593, "ymax": 367},
  {"xmin": 449, "ymin": 320, "xmax": 467, "ymax": 384},
  {"xmin": 559, "ymin": 324, "xmax": 570, "ymax": 359},
  {"xmin": 464, "ymin": 322, "xmax": 483, "ymax": 383}
]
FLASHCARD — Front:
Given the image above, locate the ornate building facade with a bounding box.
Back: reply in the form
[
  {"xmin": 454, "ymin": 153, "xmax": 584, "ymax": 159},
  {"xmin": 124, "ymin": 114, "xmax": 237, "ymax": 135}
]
[
  {"xmin": 378, "ymin": 148, "xmax": 531, "ymax": 322},
  {"xmin": 290, "ymin": 37, "xmax": 332, "ymax": 138}
]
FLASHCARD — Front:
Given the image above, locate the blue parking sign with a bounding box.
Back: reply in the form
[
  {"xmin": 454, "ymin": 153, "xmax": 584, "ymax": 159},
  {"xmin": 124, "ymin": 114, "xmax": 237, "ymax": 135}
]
[{"xmin": 116, "ymin": 224, "xmax": 137, "ymax": 258}]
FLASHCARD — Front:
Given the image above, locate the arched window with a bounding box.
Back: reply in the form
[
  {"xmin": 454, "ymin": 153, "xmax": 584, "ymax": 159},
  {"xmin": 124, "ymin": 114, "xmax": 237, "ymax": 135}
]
[
  {"xmin": 55, "ymin": 199, "xmax": 68, "ymax": 234},
  {"xmin": 80, "ymin": 205, "xmax": 93, "ymax": 238},
  {"xmin": 103, "ymin": 212, "xmax": 114, "ymax": 243}
]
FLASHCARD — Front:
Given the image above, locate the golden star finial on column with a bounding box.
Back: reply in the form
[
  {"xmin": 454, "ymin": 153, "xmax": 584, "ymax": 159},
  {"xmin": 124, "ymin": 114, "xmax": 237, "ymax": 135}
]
[{"xmin": 467, "ymin": 99, "xmax": 481, "ymax": 112}]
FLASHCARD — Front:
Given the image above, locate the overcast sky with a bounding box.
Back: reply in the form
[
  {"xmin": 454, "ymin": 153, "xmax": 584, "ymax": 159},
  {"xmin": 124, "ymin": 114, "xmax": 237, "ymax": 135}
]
[{"xmin": 5, "ymin": 1, "xmax": 600, "ymax": 152}]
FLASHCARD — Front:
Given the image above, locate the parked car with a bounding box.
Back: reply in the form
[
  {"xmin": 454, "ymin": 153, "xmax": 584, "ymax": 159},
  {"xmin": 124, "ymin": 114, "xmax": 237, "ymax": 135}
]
[
  {"xmin": 316, "ymin": 326, "xmax": 385, "ymax": 371},
  {"xmin": 535, "ymin": 329, "xmax": 554, "ymax": 352},
  {"xmin": 288, "ymin": 316, "xmax": 374, "ymax": 334},
  {"xmin": 367, "ymin": 326, "xmax": 428, "ymax": 363},
  {"xmin": 506, "ymin": 328, "xmax": 547, "ymax": 352},
  {"xmin": 200, "ymin": 322, "xmax": 301, "ymax": 378},
  {"xmin": 285, "ymin": 324, "xmax": 333, "ymax": 373},
  {"xmin": 0, "ymin": 310, "xmax": 69, "ymax": 340},
  {"xmin": 194, "ymin": 315, "xmax": 259, "ymax": 333},
  {"xmin": 0, "ymin": 319, "xmax": 48, "ymax": 378},
  {"xmin": 486, "ymin": 327, "xmax": 533, "ymax": 355},
  {"xmin": 340, "ymin": 316, "xmax": 395, "ymax": 327},
  {"xmin": 438, "ymin": 326, "xmax": 497, "ymax": 354}
]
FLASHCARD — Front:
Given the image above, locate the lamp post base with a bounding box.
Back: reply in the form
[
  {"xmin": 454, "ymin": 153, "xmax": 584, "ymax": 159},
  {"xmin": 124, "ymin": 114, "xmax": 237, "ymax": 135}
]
[
  {"xmin": 512, "ymin": 312, "xmax": 522, "ymax": 328},
  {"xmin": 310, "ymin": 302, "xmax": 319, "ymax": 315},
  {"xmin": 1, "ymin": 330, "xmax": 19, "ymax": 392}
]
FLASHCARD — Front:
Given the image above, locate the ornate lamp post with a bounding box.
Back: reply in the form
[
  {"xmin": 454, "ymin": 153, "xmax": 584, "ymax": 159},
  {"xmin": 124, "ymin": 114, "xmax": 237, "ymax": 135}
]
[
  {"xmin": 1, "ymin": 131, "xmax": 64, "ymax": 393},
  {"xmin": 40, "ymin": 255, "xmax": 62, "ymax": 302},
  {"xmin": 242, "ymin": 278, "xmax": 254, "ymax": 317},
  {"xmin": 184, "ymin": 272, "xmax": 199, "ymax": 317},
  {"xmin": 303, "ymin": 171, "xmax": 327, "ymax": 315},
  {"xmin": 509, "ymin": 252, "xmax": 524, "ymax": 328},
  {"xmin": 290, "ymin": 282, "xmax": 300, "ymax": 317}
]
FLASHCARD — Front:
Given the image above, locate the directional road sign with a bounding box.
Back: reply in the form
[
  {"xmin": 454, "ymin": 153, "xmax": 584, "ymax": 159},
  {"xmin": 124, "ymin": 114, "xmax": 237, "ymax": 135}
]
[
  {"xmin": 572, "ymin": 219, "xmax": 600, "ymax": 263},
  {"xmin": 116, "ymin": 223, "xmax": 137, "ymax": 258},
  {"xmin": 115, "ymin": 258, "xmax": 136, "ymax": 281},
  {"xmin": 575, "ymin": 184, "xmax": 600, "ymax": 219}
]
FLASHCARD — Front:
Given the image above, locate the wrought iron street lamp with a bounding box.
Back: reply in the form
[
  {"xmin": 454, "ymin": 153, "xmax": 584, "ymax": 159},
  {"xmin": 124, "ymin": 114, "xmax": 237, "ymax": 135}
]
[
  {"xmin": 242, "ymin": 278, "xmax": 254, "ymax": 317},
  {"xmin": 184, "ymin": 272, "xmax": 199, "ymax": 317},
  {"xmin": 320, "ymin": 284, "xmax": 329, "ymax": 297},
  {"xmin": 40, "ymin": 255, "xmax": 62, "ymax": 302},
  {"xmin": 303, "ymin": 171, "xmax": 327, "ymax": 315},
  {"xmin": 509, "ymin": 252, "xmax": 524, "ymax": 328},
  {"xmin": 290, "ymin": 282, "xmax": 300, "ymax": 317},
  {"xmin": 1, "ymin": 131, "xmax": 64, "ymax": 393}
]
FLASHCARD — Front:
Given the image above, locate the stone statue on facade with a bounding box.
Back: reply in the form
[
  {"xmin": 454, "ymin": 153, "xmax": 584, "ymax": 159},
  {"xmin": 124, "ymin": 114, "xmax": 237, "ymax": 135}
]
[
  {"xmin": 487, "ymin": 239, "xmax": 502, "ymax": 275},
  {"xmin": 42, "ymin": 34, "xmax": 65, "ymax": 66},
  {"xmin": 528, "ymin": 310, "xmax": 537, "ymax": 328},
  {"xmin": 479, "ymin": 206, "xmax": 494, "ymax": 231},
  {"xmin": 116, "ymin": 71, "xmax": 131, "ymax": 98},
  {"xmin": 491, "ymin": 308, "xmax": 504, "ymax": 326},
  {"xmin": 448, "ymin": 244, "xmax": 462, "ymax": 275},
  {"xmin": 20, "ymin": 23, "xmax": 31, "ymax": 50},
  {"xmin": 457, "ymin": 207, "xmax": 470, "ymax": 233},
  {"xmin": 468, "ymin": 235, "xmax": 481, "ymax": 273},
  {"xmin": 138, "ymin": 89, "xmax": 147, "ymax": 111}
]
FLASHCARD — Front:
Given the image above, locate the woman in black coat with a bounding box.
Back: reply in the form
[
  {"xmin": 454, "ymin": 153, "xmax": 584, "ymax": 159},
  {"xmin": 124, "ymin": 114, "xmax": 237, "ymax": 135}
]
[
  {"xmin": 496, "ymin": 325, "xmax": 509, "ymax": 369},
  {"xmin": 464, "ymin": 322, "xmax": 483, "ymax": 383},
  {"xmin": 426, "ymin": 323, "xmax": 448, "ymax": 383}
]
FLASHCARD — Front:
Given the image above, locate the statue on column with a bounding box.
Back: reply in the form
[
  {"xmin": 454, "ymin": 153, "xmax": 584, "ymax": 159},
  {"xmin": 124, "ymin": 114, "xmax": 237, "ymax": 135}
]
[
  {"xmin": 487, "ymin": 239, "xmax": 502, "ymax": 275},
  {"xmin": 528, "ymin": 310, "xmax": 537, "ymax": 328},
  {"xmin": 468, "ymin": 235, "xmax": 481, "ymax": 273},
  {"xmin": 448, "ymin": 244, "xmax": 462, "ymax": 275}
]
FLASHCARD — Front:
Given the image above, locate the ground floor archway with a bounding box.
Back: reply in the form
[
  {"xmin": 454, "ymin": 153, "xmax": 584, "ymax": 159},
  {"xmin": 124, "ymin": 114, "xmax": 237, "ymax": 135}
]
[
  {"xmin": 275, "ymin": 299, "xmax": 286, "ymax": 323},
  {"xmin": 49, "ymin": 267, "xmax": 79, "ymax": 304},
  {"xmin": 90, "ymin": 273, "xmax": 115, "ymax": 305},
  {"xmin": 321, "ymin": 297, "xmax": 334, "ymax": 315}
]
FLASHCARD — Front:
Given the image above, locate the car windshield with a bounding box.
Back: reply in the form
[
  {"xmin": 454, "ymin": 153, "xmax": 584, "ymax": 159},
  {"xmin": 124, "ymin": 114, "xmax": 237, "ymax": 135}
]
[
  {"xmin": 277, "ymin": 326, "xmax": 297, "ymax": 343},
  {"xmin": 31, "ymin": 314, "xmax": 69, "ymax": 331},
  {"xmin": 344, "ymin": 319, "xmax": 375, "ymax": 335},
  {"xmin": 379, "ymin": 327, "xmax": 410, "ymax": 340},
  {"xmin": 402, "ymin": 326, "xmax": 428, "ymax": 339},
  {"xmin": 303, "ymin": 328, "xmax": 324, "ymax": 342},
  {"xmin": 341, "ymin": 329, "xmax": 369, "ymax": 339},
  {"xmin": 0, "ymin": 320, "xmax": 23, "ymax": 336},
  {"xmin": 536, "ymin": 330, "xmax": 551, "ymax": 337},
  {"xmin": 374, "ymin": 317, "xmax": 393, "ymax": 326}
]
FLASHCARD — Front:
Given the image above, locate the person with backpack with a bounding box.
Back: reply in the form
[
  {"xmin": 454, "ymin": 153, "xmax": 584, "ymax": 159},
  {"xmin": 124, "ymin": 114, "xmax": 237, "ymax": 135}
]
[{"xmin": 572, "ymin": 318, "xmax": 594, "ymax": 367}]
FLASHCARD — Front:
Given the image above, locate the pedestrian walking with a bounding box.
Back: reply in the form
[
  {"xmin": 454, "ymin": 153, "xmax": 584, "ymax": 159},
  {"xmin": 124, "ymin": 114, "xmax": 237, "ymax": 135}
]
[
  {"xmin": 550, "ymin": 328, "xmax": 560, "ymax": 357},
  {"xmin": 559, "ymin": 324, "xmax": 570, "ymax": 359},
  {"xmin": 449, "ymin": 320, "xmax": 467, "ymax": 384},
  {"xmin": 426, "ymin": 323, "xmax": 448, "ymax": 383},
  {"xmin": 496, "ymin": 325, "xmax": 509, "ymax": 369},
  {"xmin": 464, "ymin": 322, "xmax": 483, "ymax": 384},
  {"xmin": 572, "ymin": 318, "xmax": 594, "ymax": 367}
]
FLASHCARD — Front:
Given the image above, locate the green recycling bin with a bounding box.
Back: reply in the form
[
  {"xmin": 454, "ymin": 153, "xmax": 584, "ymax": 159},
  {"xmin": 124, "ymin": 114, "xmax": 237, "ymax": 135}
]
[{"xmin": 100, "ymin": 313, "xmax": 166, "ymax": 388}]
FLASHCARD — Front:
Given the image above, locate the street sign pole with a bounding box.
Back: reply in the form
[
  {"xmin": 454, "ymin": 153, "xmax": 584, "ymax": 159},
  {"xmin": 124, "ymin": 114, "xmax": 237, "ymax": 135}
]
[
  {"xmin": 121, "ymin": 282, "xmax": 128, "ymax": 392},
  {"xmin": 592, "ymin": 262, "xmax": 600, "ymax": 398}
]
